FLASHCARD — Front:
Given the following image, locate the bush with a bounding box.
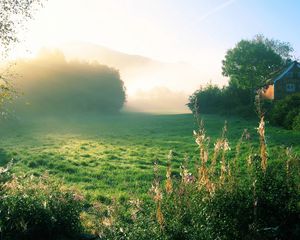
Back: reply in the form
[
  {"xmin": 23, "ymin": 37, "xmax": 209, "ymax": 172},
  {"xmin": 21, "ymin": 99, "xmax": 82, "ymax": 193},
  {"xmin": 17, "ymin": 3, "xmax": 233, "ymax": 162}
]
[
  {"xmin": 270, "ymin": 93, "xmax": 300, "ymax": 130},
  {"xmin": 292, "ymin": 113, "xmax": 300, "ymax": 130},
  {"xmin": 0, "ymin": 173, "xmax": 84, "ymax": 240},
  {"xmin": 188, "ymin": 83, "xmax": 255, "ymax": 118},
  {"xmin": 187, "ymin": 83, "xmax": 223, "ymax": 114}
]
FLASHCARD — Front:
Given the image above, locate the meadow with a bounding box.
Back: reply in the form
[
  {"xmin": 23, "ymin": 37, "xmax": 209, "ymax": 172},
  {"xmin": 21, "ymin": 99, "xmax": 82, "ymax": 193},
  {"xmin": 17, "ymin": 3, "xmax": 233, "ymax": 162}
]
[{"xmin": 0, "ymin": 112, "xmax": 299, "ymax": 202}]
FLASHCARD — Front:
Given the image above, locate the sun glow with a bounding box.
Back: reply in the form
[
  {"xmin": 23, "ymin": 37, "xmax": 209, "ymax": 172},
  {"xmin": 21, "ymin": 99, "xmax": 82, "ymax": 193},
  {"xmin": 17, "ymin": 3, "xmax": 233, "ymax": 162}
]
[{"xmin": 9, "ymin": 0, "xmax": 298, "ymax": 112}]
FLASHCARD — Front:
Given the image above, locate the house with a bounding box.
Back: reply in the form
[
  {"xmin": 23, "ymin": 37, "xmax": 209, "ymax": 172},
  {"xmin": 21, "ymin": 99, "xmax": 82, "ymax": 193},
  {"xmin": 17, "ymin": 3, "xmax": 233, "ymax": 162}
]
[{"xmin": 261, "ymin": 60, "xmax": 300, "ymax": 100}]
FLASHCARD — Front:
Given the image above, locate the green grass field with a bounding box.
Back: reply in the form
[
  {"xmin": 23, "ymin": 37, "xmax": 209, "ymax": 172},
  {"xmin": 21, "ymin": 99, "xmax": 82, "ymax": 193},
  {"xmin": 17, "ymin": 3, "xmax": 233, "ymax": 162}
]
[{"xmin": 0, "ymin": 113, "xmax": 299, "ymax": 202}]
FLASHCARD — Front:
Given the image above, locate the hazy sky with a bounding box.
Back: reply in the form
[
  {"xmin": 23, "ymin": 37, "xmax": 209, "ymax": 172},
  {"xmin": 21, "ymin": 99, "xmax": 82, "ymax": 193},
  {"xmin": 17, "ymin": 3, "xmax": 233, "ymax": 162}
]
[
  {"xmin": 16, "ymin": 0, "xmax": 300, "ymax": 61},
  {"xmin": 9, "ymin": 0, "xmax": 300, "ymax": 112}
]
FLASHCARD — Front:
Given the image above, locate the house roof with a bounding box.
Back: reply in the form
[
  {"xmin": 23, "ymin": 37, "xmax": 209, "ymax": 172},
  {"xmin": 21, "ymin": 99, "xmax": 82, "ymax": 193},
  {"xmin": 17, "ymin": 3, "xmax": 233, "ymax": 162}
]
[{"xmin": 273, "ymin": 60, "xmax": 300, "ymax": 84}]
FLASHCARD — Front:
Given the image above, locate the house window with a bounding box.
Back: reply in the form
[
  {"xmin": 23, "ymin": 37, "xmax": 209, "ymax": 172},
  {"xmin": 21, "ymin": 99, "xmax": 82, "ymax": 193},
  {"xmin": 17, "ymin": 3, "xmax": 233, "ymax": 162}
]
[{"xmin": 286, "ymin": 83, "xmax": 295, "ymax": 92}]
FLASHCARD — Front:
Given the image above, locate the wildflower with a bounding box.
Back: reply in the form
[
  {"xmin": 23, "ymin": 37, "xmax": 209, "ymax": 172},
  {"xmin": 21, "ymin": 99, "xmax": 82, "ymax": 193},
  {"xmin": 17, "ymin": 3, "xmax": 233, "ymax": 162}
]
[
  {"xmin": 223, "ymin": 139, "xmax": 231, "ymax": 151},
  {"xmin": 214, "ymin": 140, "xmax": 222, "ymax": 152},
  {"xmin": 150, "ymin": 184, "xmax": 163, "ymax": 202},
  {"xmin": 129, "ymin": 199, "xmax": 142, "ymax": 221},
  {"xmin": 247, "ymin": 155, "xmax": 252, "ymax": 167},
  {"xmin": 285, "ymin": 147, "xmax": 293, "ymax": 179},
  {"xmin": 180, "ymin": 165, "xmax": 193, "ymax": 184},
  {"xmin": 129, "ymin": 199, "xmax": 142, "ymax": 208},
  {"xmin": 73, "ymin": 192, "xmax": 84, "ymax": 201},
  {"xmin": 102, "ymin": 217, "xmax": 113, "ymax": 227},
  {"xmin": 257, "ymin": 117, "xmax": 267, "ymax": 172},
  {"xmin": 165, "ymin": 150, "xmax": 173, "ymax": 194},
  {"xmin": 0, "ymin": 166, "xmax": 8, "ymax": 174},
  {"xmin": 92, "ymin": 202, "xmax": 102, "ymax": 211},
  {"xmin": 156, "ymin": 201, "xmax": 164, "ymax": 228},
  {"xmin": 194, "ymin": 128, "xmax": 207, "ymax": 147},
  {"xmin": 257, "ymin": 117, "xmax": 265, "ymax": 137},
  {"xmin": 149, "ymin": 160, "xmax": 165, "ymax": 228}
]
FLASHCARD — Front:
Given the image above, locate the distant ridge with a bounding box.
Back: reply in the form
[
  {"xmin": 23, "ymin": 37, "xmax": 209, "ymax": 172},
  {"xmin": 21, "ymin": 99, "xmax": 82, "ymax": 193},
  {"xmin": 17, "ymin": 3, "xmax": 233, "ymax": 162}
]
[{"xmin": 61, "ymin": 42, "xmax": 163, "ymax": 72}]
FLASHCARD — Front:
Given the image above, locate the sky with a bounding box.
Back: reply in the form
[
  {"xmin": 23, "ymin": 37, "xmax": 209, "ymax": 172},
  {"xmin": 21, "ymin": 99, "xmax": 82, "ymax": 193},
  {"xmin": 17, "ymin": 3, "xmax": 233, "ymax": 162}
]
[{"xmin": 8, "ymin": 0, "xmax": 300, "ymax": 112}]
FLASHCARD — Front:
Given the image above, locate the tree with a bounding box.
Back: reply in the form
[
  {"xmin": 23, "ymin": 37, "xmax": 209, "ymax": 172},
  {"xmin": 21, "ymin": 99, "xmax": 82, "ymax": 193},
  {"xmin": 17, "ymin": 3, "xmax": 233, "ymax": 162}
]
[
  {"xmin": 0, "ymin": 0, "xmax": 43, "ymax": 55},
  {"xmin": 187, "ymin": 83, "xmax": 254, "ymax": 118},
  {"xmin": 12, "ymin": 51, "xmax": 126, "ymax": 114},
  {"xmin": 254, "ymin": 34, "xmax": 294, "ymax": 60},
  {"xmin": 187, "ymin": 35, "xmax": 294, "ymax": 118},
  {"xmin": 0, "ymin": 0, "xmax": 43, "ymax": 114},
  {"xmin": 222, "ymin": 36, "xmax": 293, "ymax": 92},
  {"xmin": 187, "ymin": 83, "xmax": 223, "ymax": 114}
]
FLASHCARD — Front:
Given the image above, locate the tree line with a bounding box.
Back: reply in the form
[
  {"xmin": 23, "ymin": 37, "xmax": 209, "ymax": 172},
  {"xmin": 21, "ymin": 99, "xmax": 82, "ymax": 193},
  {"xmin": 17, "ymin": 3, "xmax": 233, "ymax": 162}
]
[
  {"xmin": 10, "ymin": 50, "xmax": 126, "ymax": 115},
  {"xmin": 188, "ymin": 34, "xmax": 299, "ymax": 129}
]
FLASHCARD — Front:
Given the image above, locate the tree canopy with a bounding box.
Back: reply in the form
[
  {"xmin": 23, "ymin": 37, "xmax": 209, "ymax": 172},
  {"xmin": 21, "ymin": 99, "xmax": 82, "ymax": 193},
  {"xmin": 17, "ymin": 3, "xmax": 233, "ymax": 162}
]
[
  {"xmin": 222, "ymin": 35, "xmax": 294, "ymax": 90},
  {"xmin": 0, "ymin": 0, "xmax": 44, "ymax": 116},
  {"xmin": 0, "ymin": 0, "xmax": 43, "ymax": 55},
  {"xmin": 188, "ymin": 35, "xmax": 294, "ymax": 118},
  {"xmin": 254, "ymin": 34, "xmax": 294, "ymax": 60}
]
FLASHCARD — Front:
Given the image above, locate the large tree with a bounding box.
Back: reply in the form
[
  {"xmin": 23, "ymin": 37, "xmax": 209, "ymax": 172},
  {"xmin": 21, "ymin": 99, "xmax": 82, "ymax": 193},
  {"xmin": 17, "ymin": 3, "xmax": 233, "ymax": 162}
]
[
  {"xmin": 0, "ymin": 0, "xmax": 43, "ymax": 55},
  {"xmin": 0, "ymin": 0, "xmax": 43, "ymax": 114},
  {"xmin": 254, "ymin": 34, "xmax": 294, "ymax": 60},
  {"xmin": 222, "ymin": 35, "xmax": 293, "ymax": 91}
]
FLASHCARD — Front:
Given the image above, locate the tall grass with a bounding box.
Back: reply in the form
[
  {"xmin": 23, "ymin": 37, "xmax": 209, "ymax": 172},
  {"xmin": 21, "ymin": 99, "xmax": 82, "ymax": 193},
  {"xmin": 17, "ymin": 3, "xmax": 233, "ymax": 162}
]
[
  {"xmin": 0, "ymin": 170, "xmax": 83, "ymax": 240},
  {"xmin": 84, "ymin": 97, "xmax": 299, "ymax": 240}
]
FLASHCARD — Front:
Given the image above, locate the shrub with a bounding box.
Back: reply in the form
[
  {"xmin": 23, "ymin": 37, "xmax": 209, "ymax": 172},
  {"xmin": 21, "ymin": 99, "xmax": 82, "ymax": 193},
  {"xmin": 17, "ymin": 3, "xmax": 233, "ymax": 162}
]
[
  {"xmin": 187, "ymin": 83, "xmax": 223, "ymax": 114},
  {"xmin": 187, "ymin": 83, "xmax": 255, "ymax": 118},
  {"xmin": 0, "ymin": 173, "xmax": 84, "ymax": 240},
  {"xmin": 292, "ymin": 113, "xmax": 300, "ymax": 130},
  {"xmin": 270, "ymin": 93, "xmax": 300, "ymax": 130}
]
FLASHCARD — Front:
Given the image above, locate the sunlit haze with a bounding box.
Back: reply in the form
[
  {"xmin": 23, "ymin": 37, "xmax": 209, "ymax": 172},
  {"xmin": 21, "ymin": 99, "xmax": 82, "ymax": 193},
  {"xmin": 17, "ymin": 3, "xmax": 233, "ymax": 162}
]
[{"xmin": 7, "ymin": 0, "xmax": 300, "ymax": 112}]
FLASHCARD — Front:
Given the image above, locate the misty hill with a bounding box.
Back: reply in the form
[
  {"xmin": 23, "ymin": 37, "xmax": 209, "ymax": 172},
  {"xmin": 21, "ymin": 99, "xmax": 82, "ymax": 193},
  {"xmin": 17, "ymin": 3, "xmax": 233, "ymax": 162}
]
[{"xmin": 61, "ymin": 43, "xmax": 162, "ymax": 72}]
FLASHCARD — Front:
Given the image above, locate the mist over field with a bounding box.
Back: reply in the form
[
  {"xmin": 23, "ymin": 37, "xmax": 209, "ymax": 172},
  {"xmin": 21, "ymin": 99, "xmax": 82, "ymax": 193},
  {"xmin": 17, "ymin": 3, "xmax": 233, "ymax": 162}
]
[
  {"xmin": 61, "ymin": 43, "xmax": 206, "ymax": 113},
  {"xmin": 5, "ymin": 45, "xmax": 200, "ymax": 115},
  {"xmin": 127, "ymin": 87, "xmax": 189, "ymax": 113}
]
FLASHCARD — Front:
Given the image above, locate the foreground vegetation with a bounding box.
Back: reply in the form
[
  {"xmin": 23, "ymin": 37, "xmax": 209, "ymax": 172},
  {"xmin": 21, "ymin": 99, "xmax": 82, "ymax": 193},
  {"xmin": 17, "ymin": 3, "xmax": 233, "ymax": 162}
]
[
  {"xmin": 0, "ymin": 113, "xmax": 299, "ymax": 239},
  {"xmin": 0, "ymin": 1, "xmax": 298, "ymax": 238},
  {"xmin": 0, "ymin": 113, "xmax": 299, "ymax": 199}
]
